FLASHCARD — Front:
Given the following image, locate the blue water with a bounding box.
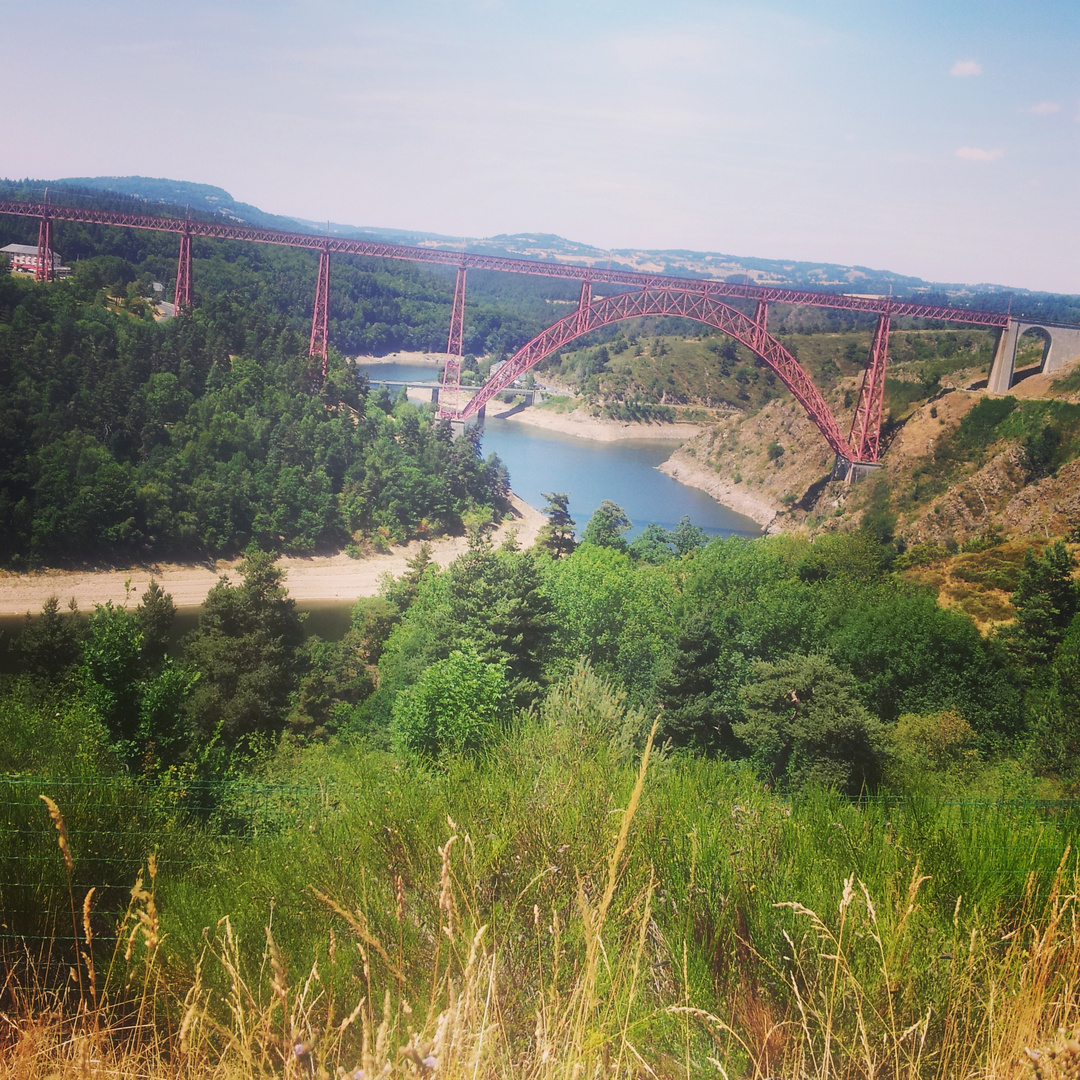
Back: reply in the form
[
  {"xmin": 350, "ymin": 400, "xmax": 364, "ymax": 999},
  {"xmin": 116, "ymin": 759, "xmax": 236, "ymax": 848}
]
[
  {"xmin": 361, "ymin": 361, "xmax": 443, "ymax": 385},
  {"xmin": 357, "ymin": 362, "xmax": 760, "ymax": 540}
]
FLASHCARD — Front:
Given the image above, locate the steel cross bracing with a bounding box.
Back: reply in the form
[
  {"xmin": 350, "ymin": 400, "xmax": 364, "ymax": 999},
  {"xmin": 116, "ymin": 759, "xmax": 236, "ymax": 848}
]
[
  {"xmin": 441, "ymin": 287, "xmax": 858, "ymax": 461},
  {"xmin": 0, "ymin": 199, "xmax": 1012, "ymax": 328},
  {"xmin": 309, "ymin": 246, "xmax": 331, "ymax": 376},
  {"xmin": 848, "ymin": 312, "xmax": 891, "ymax": 462},
  {"xmin": 174, "ymin": 231, "xmax": 193, "ymax": 313},
  {"xmin": 441, "ymin": 266, "xmax": 468, "ymax": 396},
  {"xmin": 35, "ymin": 216, "xmax": 52, "ymax": 283}
]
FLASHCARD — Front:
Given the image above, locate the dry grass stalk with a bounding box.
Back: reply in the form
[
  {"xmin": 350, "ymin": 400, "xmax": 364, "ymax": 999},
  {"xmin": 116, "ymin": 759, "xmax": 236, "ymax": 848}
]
[{"xmin": 38, "ymin": 794, "xmax": 83, "ymax": 1010}]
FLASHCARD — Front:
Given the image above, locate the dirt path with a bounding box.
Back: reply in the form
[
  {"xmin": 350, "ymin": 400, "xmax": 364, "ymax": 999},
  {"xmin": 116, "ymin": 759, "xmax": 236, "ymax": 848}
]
[{"xmin": 0, "ymin": 495, "xmax": 545, "ymax": 616}]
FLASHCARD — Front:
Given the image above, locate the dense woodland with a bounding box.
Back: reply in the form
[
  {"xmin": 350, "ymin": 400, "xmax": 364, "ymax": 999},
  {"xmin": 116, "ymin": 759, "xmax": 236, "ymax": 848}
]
[{"xmin": 0, "ymin": 257, "xmax": 516, "ymax": 562}]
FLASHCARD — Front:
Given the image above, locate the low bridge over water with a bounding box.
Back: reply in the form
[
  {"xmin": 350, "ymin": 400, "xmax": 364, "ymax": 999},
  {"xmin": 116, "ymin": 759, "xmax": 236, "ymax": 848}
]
[{"xmin": 3, "ymin": 197, "xmax": 1072, "ymax": 472}]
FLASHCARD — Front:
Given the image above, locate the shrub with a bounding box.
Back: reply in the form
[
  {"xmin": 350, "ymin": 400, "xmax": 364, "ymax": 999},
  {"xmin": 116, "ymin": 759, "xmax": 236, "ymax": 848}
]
[
  {"xmin": 735, "ymin": 653, "xmax": 888, "ymax": 795},
  {"xmin": 890, "ymin": 708, "xmax": 980, "ymax": 774},
  {"xmin": 392, "ymin": 647, "xmax": 507, "ymax": 757}
]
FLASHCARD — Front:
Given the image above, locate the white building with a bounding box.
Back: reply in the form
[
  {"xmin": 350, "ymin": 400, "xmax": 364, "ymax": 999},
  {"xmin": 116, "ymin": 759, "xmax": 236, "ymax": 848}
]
[{"xmin": 0, "ymin": 243, "xmax": 71, "ymax": 278}]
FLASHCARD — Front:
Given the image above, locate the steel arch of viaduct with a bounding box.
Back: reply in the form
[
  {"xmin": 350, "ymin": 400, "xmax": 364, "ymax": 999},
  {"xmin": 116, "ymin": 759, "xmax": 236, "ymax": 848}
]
[{"xmin": 449, "ymin": 287, "xmax": 858, "ymax": 461}]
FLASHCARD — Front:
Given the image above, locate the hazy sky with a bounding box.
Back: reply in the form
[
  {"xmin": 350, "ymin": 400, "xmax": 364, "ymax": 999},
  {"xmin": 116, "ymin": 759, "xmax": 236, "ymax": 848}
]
[{"xmin": 6, "ymin": 0, "xmax": 1080, "ymax": 292}]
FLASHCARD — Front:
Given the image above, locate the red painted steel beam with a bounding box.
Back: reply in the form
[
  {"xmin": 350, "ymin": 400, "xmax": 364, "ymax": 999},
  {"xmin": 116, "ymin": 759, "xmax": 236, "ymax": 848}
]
[
  {"xmin": 174, "ymin": 231, "xmax": 193, "ymax": 313},
  {"xmin": 441, "ymin": 265, "xmax": 468, "ymax": 399},
  {"xmin": 35, "ymin": 215, "xmax": 52, "ymax": 283},
  {"xmin": 575, "ymin": 278, "xmax": 592, "ymax": 336},
  {"xmin": 0, "ymin": 199, "xmax": 1012, "ymax": 329},
  {"xmin": 309, "ymin": 246, "xmax": 331, "ymax": 375},
  {"xmin": 848, "ymin": 312, "xmax": 890, "ymax": 462},
  {"xmin": 447, "ymin": 265, "xmax": 467, "ymax": 357},
  {"xmin": 443, "ymin": 287, "xmax": 859, "ymax": 461}
]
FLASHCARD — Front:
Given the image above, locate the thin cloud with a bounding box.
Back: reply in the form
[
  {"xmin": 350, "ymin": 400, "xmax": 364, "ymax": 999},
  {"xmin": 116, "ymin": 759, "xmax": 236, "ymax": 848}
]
[
  {"xmin": 950, "ymin": 60, "xmax": 982, "ymax": 77},
  {"xmin": 1028, "ymin": 101, "xmax": 1061, "ymax": 115},
  {"xmin": 956, "ymin": 146, "xmax": 1003, "ymax": 162}
]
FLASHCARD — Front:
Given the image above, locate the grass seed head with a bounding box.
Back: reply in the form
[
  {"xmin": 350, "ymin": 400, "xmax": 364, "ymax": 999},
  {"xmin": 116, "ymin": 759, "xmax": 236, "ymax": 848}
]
[{"xmin": 39, "ymin": 794, "xmax": 73, "ymax": 875}]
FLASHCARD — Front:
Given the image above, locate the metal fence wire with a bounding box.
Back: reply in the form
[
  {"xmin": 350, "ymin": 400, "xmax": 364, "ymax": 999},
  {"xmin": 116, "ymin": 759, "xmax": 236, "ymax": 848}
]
[
  {"xmin": 0, "ymin": 774, "xmax": 343, "ymax": 955},
  {"xmin": 2, "ymin": 776, "xmax": 1079, "ymax": 959}
]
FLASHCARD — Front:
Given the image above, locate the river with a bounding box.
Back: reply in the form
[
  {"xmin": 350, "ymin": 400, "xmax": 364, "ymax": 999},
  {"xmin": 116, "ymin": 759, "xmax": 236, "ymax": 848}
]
[
  {"xmin": 361, "ymin": 362, "xmax": 760, "ymax": 540},
  {"xmin": 0, "ymin": 367, "xmax": 759, "ymax": 660}
]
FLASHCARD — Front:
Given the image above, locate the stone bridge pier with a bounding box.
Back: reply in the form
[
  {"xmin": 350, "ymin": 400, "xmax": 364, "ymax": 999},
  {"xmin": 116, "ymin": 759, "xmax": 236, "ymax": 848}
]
[{"xmin": 988, "ymin": 318, "xmax": 1080, "ymax": 393}]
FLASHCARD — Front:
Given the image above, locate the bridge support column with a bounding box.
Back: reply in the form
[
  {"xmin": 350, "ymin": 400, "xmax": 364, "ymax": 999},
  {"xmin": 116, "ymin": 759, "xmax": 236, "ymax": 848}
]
[
  {"xmin": 309, "ymin": 245, "xmax": 331, "ymax": 376},
  {"xmin": 1044, "ymin": 325, "xmax": 1080, "ymax": 374},
  {"xmin": 833, "ymin": 456, "xmax": 883, "ymax": 483},
  {"xmin": 988, "ymin": 320, "xmax": 1019, "ymax": 393},
  {"xmin": 440, "ymin": 265, "xmax": 468, "ymax": 413},
  {"xmin": 174, "ymin": 231, "xmax": 193, "ymax": 313},
  {"xmin": 576, "ymin": 279, "xmax": 592, "ymax": 335},
  {"xmin": 448, "ymin": 408, "xmax": 482, "ymax": 438},
  {"xmin": 35, "ymin": 215, "xmax": 53, "ymax": 283},
  {"xmin": 848, "ymin": 311, "xmax": 890, "ymax": 462}
]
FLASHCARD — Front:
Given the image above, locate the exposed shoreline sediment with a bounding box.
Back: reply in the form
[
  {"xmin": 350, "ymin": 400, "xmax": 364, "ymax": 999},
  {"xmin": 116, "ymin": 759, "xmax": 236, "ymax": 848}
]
[
  {"xmin": 658, "ymin": 447, "xmax": 779, "ymax": 529},
  {"xmin": 0, "ymin": 496, "xmax": 544, "ymax": 616},
  {"xmin": 489, "ymin": 404, "xmax": 701, "ymax": 443}
]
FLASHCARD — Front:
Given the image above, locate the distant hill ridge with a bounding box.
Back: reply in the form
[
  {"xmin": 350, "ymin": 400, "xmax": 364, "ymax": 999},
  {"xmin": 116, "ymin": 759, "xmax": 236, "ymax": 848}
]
[{"xmin": 35, "ymin": 174, "xmax": 1065, "ymax": 302}]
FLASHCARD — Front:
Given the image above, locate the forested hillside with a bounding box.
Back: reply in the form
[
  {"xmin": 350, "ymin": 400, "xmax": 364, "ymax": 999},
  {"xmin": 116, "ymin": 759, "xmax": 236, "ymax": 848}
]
[{"xmin": 0, "ymin": 208, "xmax": 531, "ymax": 563}]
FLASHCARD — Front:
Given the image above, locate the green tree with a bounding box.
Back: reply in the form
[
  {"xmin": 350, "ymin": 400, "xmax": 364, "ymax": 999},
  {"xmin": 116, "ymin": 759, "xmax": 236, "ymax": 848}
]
[
  {"xmin": 654, "ymin": 609, "xmax": 744, "ymax": 752},
  {"xmin": 581, "ymin": 500, "xmax": 631, "ymax": 551},
  {"xmin": 392, "ymin": 646, "xmax": 506, "ymax": 757},
  {"xmin": 16, "ymin": 596, "xmax": 82, "ymax": 680},
  {"xmin": 628, "ymin": 522, "xmax": 673, "ymax": 564},
  {"xmin": 1027, "ymin": 612, "xmax": 1080, "ymax": 786},
  {"xmin": 535, "ymin": 491, "xmax": 576, "ymax": 558},
  {"xmin": 734, "ymin": 653, "xmax": 888, "ymax": 795},
  {"xmin": 79, "ymin": 602, "xmax": 145, "ymax": 753},
  {"xmin": 1005, "ymin": 540, "xmax": 1078, "ymax": 666},
  {"xmin": 287, "ymin": 633, "xmax": 374, "ymax": 741},
  {"xmin": 669, "ymin": 515, "xmax": 708, "ymax": 556},
  {"xmin": 1022, "ymin": 422, "xmax": 1062, "ymax": 482},
  {"xmin": 350, "ymin": 597, "xmax": 401, "ymax": 664},
  {"xmin": 182, "ymin": 547, "xmax": 305, "ymax": 749},
  {"xmin": 136, "ymin": 579, "xmax": 176, "ymax": 670},
  {"xmin": 138, "ymin": 660, "xmax": 198, "ymax": 772},
  {"xmin": 542, "ymin": 544, "xmax": 679, "ymax": 706},
  {"xmin": 370, "ymin": 538, "xmax": 556, "ymax": 723},
  {"xmin": 381, "ymin": 543, "xmax": 433, "ymax": 612}
]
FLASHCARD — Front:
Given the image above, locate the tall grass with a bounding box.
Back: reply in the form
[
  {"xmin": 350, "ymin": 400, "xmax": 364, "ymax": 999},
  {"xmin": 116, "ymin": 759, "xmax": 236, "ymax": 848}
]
[{"xmin": 3, "ymin": 671, "xmax": 1080, "ymax": 1076}]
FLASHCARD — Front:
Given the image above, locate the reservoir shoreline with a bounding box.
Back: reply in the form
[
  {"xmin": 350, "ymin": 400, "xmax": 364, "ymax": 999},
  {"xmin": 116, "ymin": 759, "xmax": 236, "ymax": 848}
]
[
  {"xmin": 0, "ymin": 370, "xmax": 780, "ymax": 615},
  {"xmin": 0, "ymin": 496, "xmax": 545, "ymax": 616}
]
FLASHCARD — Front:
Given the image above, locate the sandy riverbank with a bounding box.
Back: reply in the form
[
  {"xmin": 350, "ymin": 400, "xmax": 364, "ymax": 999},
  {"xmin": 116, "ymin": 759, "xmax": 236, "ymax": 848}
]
[
  {"xmin": 492, "ymin": 404, "xmax": 702, "ymax": 444},
  {"xmin": 658, "ymin": 447, "xmax": 779, "ymax": 529},
  {"xmin": 0, "ymin": 496, "xmax": 545, "ymax": 616}
]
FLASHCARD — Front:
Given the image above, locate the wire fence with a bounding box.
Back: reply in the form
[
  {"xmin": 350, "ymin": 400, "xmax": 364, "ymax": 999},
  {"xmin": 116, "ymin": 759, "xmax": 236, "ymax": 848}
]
[
  {"xmin": 845, "ymin": 792, "xmax": 1080, "ymax": 882},
  {"xmin": 3, "ymin": 776, "xmax": 1079, "ymax": 959},
  {"xmin": 0, "ymin": 773, "xmax": 344, "ymax": 956}
]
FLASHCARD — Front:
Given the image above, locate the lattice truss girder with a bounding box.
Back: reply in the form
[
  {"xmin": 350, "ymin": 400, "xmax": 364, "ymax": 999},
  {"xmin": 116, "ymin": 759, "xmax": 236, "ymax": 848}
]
[
  {"xmin": 309, "ymin": 247, "xmax": 331, "ymax": 373},
  {"xmin": 0, "ymin": 199, "xmax": 1010, "ymax": 329},
  {"xmin": 174, "ymin": 232, "xmax": 193, "ymax": 313},
  {"xmin": 35, "ymin": 216, "xmax": 52, "ymax": 283}
]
